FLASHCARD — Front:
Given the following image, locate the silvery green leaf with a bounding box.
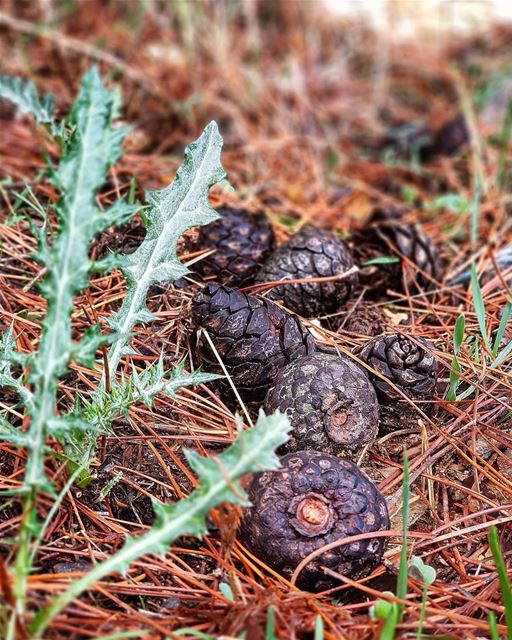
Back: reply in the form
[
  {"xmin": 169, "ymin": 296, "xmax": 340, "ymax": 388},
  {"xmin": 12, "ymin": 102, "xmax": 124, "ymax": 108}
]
[
  {"xmin": 47, "ymin": 416, "xmax": 93, "ymax": 439},
  {"xmin": 0, "ymin": 416, "xmax": 28, "ymax": 447},
  {"xmin": 106, "ymin": 121, "xmax": 226, "ymax": 377},
  {"xmin": 70, "ymin": 325, "xmax": 111, "ymax": 368},
  {"xmin": 23, "ymin": 66, "xmax": 130, "ymax": 490},
  {"xmin": 0, "ymin": 75, "xmax": 57, "ymax": 135},
  {"xmin": 0, "ymin": 325, "xmax": 32, "ymax": 408},
  {"xmin": 82, "ymin": 358, "xmax": 221, "ymax": 436},
  {"xmin": 29, "ymin": 410, "xmax": 291, "ymax": 636}
]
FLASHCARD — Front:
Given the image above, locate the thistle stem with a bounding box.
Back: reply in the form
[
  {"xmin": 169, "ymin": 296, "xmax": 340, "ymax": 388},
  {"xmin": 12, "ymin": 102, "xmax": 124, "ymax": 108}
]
[{"xmin": 13, "ymin": 490, "xmax": 35, "ymax": 616}]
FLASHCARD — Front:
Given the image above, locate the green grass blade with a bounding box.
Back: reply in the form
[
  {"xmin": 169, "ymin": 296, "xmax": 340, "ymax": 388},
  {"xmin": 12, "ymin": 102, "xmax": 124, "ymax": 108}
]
[
  {"xmin": 453, "ymin": 314, "xmax": 465, "ymax": 355},
  {"xmin": 493, "ymin": 301, "xmax": 512, "ymax": 357},
  {"xmin": 489, "ymin": 525, "xmax": 512, "ymax": 640},
  {"xmin": 493, "ymin": 340, "xmax": 512, "ymax": 369},
  {"xmin": 265, "ymin": 606, "xmax": 276, "ymax": 640},
  {"xmin": 470, "ymin": 179, "xmax": 481, "ymax": 250},
  {"xmin": 396, "ymin": 449, "xmax": 410, "ymax": 622},
  {"xmin": 470, "ymin": 262, "xmax": 491, "ymax": 352},
  {"xmin": 364, "ymin": 256, "xmax": 400, "ymax": 266},
  {"xmin": 488, "ymin": 612, "xmax": 500, "ymax": 640},
  {"xmin": 445, "ymin": 356, "xmax": 461, "ymax": 402},
  {"xmin": 416, "ymin": 587, "xmax": 428, "ymax": 640},
  {"xmin": 379, "ymin": 604, "xmax": 399, "ymax": 640},
  {"xmin": 446, "ymin": 313, "xmax": 464, "ymax": 401},
  {"xmin": 314, "ymin": 615, "xmax": 324, "ymax": 640}
]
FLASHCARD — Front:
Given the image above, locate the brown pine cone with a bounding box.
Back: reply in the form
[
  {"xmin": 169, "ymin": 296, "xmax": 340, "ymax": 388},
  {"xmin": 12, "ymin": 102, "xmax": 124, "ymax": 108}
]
[
  {"xmin": 240, "ymin": 450, "xmax": 390, "ymax": 591},
  {"xmin": 350, "ymin": 223, "xmax": 441, "ymax": 297},
  {"xmin": 354, "ymin": 333, "xmax": 438, "ymax": 432},
  {"xmin": 331, "ymin": 300, "xmax": 385, "ymax": 337},
  {"xmin": 256, "ymin": 226, "xmax": 358, "ymax": 317},
  {"xmin": 375, "ymin": 114, "xmax": 468, "ymax": 163},
  {"xmin": 190, "ymin": 282, "xmax": 316, "ymax": 401},
  {"xmin": 264, "ymin": 353, "xmax": 379, "ymax": 456},
  {"xmin": 426, "ymin": 114, "xmax": 469, "ymax": 160},
  {"xmin": 194, "ymin": 206, "xmax": 275, "ymax": 287}
]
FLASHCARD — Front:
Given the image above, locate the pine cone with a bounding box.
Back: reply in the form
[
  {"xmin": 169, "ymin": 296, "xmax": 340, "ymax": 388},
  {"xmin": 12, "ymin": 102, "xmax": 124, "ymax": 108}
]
[
  {"xmin": 354, "ymin": 333, "xmax": 438, "ymax": 432},
  {"xmin": 331, "ymin": 300, "xmax": 385, "ymax": 336},
  {"xmin": 351, "ymin": 223, "xmax": 440, "ymax": 297},
  {"xmin": 191, "ymin": 282, "xmax": 316, "ymax": 401},
  {"xmin": 240, "ymin": 450, "xmax": 390, "ymax": 591},
  {"xmin": 264, "ymin": 353, "xmax": 379, "ymax": 456},
  {"xmin": 194, "ymin": 206, "xmax": 275, "ymax": 287},
  {"xmin": 427, "ymin": 114, "xmax": 469, "ymax": 159},
  {"xmin": 256, "ymin": 226, "xmax": 358, "ymax": 317},
  {"xmin": 376, "ymin": 114, "xmax": 468, "ymax": 163}
]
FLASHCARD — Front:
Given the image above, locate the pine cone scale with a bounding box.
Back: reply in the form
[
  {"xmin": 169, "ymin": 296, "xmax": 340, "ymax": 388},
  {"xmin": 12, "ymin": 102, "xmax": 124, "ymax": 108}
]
[{"xmin": 246, "ymin": 307, "xmax": 270, "ymax": 335}]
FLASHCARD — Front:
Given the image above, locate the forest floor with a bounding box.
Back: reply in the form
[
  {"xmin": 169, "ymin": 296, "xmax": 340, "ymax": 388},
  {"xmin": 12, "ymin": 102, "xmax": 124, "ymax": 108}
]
[{"xmin": 0, "ymin": 2, "xmax": 512, "ymax": 639}]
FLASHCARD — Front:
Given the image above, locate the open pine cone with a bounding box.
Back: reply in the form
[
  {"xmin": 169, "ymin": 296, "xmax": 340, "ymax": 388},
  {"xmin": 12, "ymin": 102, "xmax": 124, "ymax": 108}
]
[
  {"xmin": 264, "ymin": 353, "xmax": 380, "ymax": 456},
  {"xmin": 241, "ymin": 450, "xmax": 390, "ymax": 591},
  {"xmin": 354, "ymin": 333, "xmax": 438, "ymax": 432},
  {"xmin": 350, "ymin": 223, "xmax": 441, "ymax": 297}
]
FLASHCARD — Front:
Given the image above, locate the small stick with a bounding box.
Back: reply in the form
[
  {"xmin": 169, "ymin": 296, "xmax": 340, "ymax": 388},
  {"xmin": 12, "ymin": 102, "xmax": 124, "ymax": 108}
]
[
  {"xmin": 0, "ymin": 11, "xmax": 166, "ymax": 103},
  {"xmin": 201, "ymin": 328, "xmax": 253, "ymax": 428}
]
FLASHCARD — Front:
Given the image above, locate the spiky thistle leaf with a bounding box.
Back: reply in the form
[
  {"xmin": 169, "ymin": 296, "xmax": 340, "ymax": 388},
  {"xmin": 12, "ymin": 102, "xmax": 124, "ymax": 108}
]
[
  {"xmin": 23, "ymin": 66, "xmax": 136, "ymax": 492},
  {"xmin": 0, "ymin": 324, "xmax": 32, "ymax": 409},
  {"xmin": 0, "ymin": 68, "xmax": 234, "ymax": 623},
  {"xmin": 106, "ymin": 122, "xmax": 226, "ymax": 376},
  {"xmin": 0, "ymin": 415, "xmax": 28, "ymax": 447},
  {"xmin": 0, "ymin": 74, "xmax": 58, "ymax": 135},
  {"xmin": 84, "ymin": 357, "xmax": 220, "ymax": 429},
  {"xmin": 28, "ymin": 410, "xmax": 291, "ymax": 638},
  {"xmin": 60, "ymin": 359, "xmax": 221, "ymax": 480}
]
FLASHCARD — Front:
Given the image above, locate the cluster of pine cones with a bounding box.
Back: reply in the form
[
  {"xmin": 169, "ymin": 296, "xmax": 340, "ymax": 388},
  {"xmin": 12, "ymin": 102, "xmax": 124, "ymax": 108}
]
[{"xmin": 187, "ymin": 205, "xmax": 440, "ymax": 590}]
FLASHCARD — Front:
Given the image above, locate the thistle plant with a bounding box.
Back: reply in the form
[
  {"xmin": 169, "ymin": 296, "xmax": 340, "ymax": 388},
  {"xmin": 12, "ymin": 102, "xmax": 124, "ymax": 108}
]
[
  {"xmin": 0, "ymin": 68, "xmax": 291, "ymax": 637},
  {"xmin": 1, "ymin": 68, "xmax": 139, "ymax": 619},
  {"xmin": 0, "ymin": 74, "xmax": 58, "ymax": 134},
  {"xmin": 28, "ymin": 410, "xmax": 291, "ymax": 638}
]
